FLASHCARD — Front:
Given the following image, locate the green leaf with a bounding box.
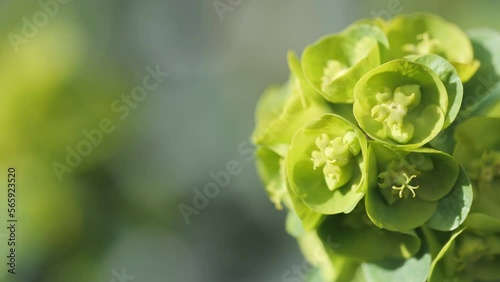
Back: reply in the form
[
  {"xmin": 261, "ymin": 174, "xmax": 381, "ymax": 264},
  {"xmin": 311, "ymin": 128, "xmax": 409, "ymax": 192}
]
[
  {"xmin": 255, "ymin": 147, "xmax": 323, "ymax": 231},
  {"xmin": 386, "ymin": 13, "xmax": 479, "ymax": 82},
  {"xmin": 302, "ymin": 23, "xmax": 386, "ymax": 103},
  {"xmin": 286, "ymin": 209, "xmax": 306, "ymax": 237},
  {"xmin": 366, "ymin": 184, "xmax": 437, "ymax": 232},
  {"xmin": 460, "ymin": 28, "xmax": 500, "ymax": 117},
  {"xmin": 366, "ymin": 143, "xmax": 459, "ymax": 232},
  {"xmin": 465, "ymin": 213, "xmax": 500, "ymax": 235},
  {"xmin": 306, "ymin": 268, "xmax": 326, "ymax": 282},
  {"xmin": 426, "ymin": 166, "xmax": 473, "ymax": 231},
  {"xmin": 453, "ymin": 117, "xmax": 500, "ymax": 222},
  {"xmin": 353, "ymin": 59, "xmax": 447, "ymax": 149},
  {"xmin": 342, "ymin": 19, "xmax": 390, "ymax": 62},
  {"xmin": 465, "ymin": 256, "xmax": 500, "ymax": 281},
  {"xmin": 255, "ymin": 147, "xmax": 288, "ymax": 210},
  {"xmin": 318, "ymin": 214, "xmax": 421, "ymax": 262},
  {"xmin": 252, "ymin": 52, "xmax": 332, "ymax": 152},
  {"xmin": 430, "ymin": 227, "xmax": 500, "ymax": 282},
  {"xmin": 428, "ymin": 228, "xmax": 465, "ymax": 282},
  {"xmin": 297, "ymin": 231, "xmax": 335, "ymax": 282},
  {"xmin": 407, "ymin": 54, "xmax": 463, "ymax": 128},
  {"xmin": 287, "ymin": 183, "xmax": 324, "ymax": 231},
  {"xmin": 362, "ymin": 248, "xmax": 431, "ymax": 282},
  {"xmin": 454, "ymin": 117, "xmax": 500, "ymax": 165},
  {"xmin": 470, "ymin": 84, "xmax": 500, "ymax": 118},
  {"xmin": 286, "ymin": 114, "xmax": 369, "ymax": 214},
  {"xmin": 410, "ymin": 148, "xmax": 459, "ymax": 202}
]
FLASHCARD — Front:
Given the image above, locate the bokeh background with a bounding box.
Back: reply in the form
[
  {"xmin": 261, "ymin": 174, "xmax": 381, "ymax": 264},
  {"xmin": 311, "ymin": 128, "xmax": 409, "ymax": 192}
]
[{"xmin": 0, "ymin": 1, "xmax": 499, "ymax": 281}]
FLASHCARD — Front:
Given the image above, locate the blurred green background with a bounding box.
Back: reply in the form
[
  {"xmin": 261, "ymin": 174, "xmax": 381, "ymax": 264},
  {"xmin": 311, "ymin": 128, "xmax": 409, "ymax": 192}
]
[{"xmin": 0, "ymin": 1, "xmax": 499, "ymax": 281}]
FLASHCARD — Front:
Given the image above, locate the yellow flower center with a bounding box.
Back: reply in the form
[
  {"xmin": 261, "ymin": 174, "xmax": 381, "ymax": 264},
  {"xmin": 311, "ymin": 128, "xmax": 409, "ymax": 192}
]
[
  {"xmin": 311, "ymin": 131, "xmax": 360, "ymax": 191},
  {"xmin": 371, "ymin": 84, "xmax": 421, "ymax": 143},
  {"xmin": 403, "ymin": 32, "xmax": 441, "ymax": 55},
  {"xmin": 378, "ymin": 158, "xmax": 422, "ymax": 203},
  {"xmin": 321, "ymin": 60, "xmax": 349, "ymax": 92}
]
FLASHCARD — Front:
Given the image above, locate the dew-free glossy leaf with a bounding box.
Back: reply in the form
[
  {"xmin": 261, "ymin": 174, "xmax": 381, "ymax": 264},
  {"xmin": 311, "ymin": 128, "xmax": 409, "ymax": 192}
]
[
  {"xmin": 454, "ymin": 117, "xmax": 500, "ymax": 222},
  {"xmin": 297, "ymin": 231, "xmax": 335, "ymax": 282},
  {"xmin": 428, "ymin": 228, "xmax": 465, "ymax": 282},
  {"xmin": 426, "ymin": 166, "xmax": 473, "ymax": 231},
  {"xmin": 461, "ymin": 29, "xmax": 500, "ymax": 117},
  {"xmin": 286, "ymin": 114, "xmax": 369, "ymax": 214},
  {"xmin": 366, "ymin": 143, "xmax": 459, "ymax": 231},
  {"xmin": 318, "ymin": 215, "xmax": 421, "ymax": 262},
  {"xmin": 353, "ymin": 59, "xmax": 447, "ymax": 148},
  {"xmin": 430, "ymin": 228, "xmax": 500, "ymax": 282},
  {"xmin": 255, "ymin": 147, "xmax": 288, "ymax": 209},
  {"xmin": 465, "ymin": 213, "xmax": 500, "ymax": 235},
  {"xmin": 387, "ymin": 13, "xmax": 479, "ymax": 82},
  {"xmin": 255, "ymin": 147, "xmax": 323, "ymax": 231},
  {"xmin": 286, "ymin": 209, "xmax": 306, "ymax": 237},
  {"xmin": 287, "ymin": 183, "xmax": 324, "ymax": 231},
  {"xmin": 454, "ymin": 117, "xmax": 500, "ymax": 165},
  {"xmin": 407, "ymin": 54, "xmax": 463, "ymax": 128},
  {"xmin": 252, "ymin": 52, "xmax": 332, "ymax": 153},
  {"xmin": 366, "ymin": 183, "xmax": 437, "ymax": 232},
  {"xmin": 362, "ymin": 248, "xmax": 431, "ymax": 282},
  {"xmin": 302, "ymin": 24, "xmax": 386, "ymax": 103}
]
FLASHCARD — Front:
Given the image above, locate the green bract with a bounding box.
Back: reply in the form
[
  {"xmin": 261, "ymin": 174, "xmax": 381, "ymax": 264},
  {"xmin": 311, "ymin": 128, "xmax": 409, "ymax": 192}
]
[
  {"xmin": 454, "ymin": 117, "xmax": 500, "ymax": 223},
  {"xmin": 366, "ymin": 142, "xmax": 464, "ymax": 231},
  {"xmin": 461, "ymin": 29, "xmax": 500, "ymax": 118},
  {"xmin": 318, "ymin": 206, "xmax": 421, "ymax": 261},
  {"xmin": 430, "ymin": 224, "xmax": 500, "ymax": 282},
  {"xmin": 252, "ymin": 51, "xmax": 332, "ymax": 155},
  {"xmin": 353, "ymin": 59, "xmax": 447, "ymax": 147},
  {"xmin": 256, "ymin": 146, "xmax": 323, "ymax": 233},
  {"xmin": 286, "ymin": 114, "xmax": 369, "ymax": 214},
  {"xmin": 253, "ymin": 52, "xmax": 331, "ymax": 229},
  {"xmin": 406, "ymin": 54, "xmax": 463, "ymax": 129},
  {"xmin": 252, "ymin": 13, "xmax": 500, "ymax": 282},
  {"xmin": 255, "ymin": 147, "xmax": 289, "ymax": 210},
  {"xmin": 386, "ymin": 13, "xmax": 480, "ymax": 82},
  {"xmin": 302, "ymin": 21, "xmax": 388, "ymax": 103}
]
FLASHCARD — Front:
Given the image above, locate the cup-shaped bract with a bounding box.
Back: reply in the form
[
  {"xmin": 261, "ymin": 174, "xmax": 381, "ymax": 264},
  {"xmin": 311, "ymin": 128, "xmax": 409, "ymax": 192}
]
[
  {"xmin": 430, "ymin": 224, "xmax": 500, "ymax": 282},
  {"xmin": 302, "ymin": 21, "xmax": 388, "ymax": 103},
  {"xmin": 252, "ymin": 52, "xmax": 332, "ymax": 156},
  {"xmin": 255, "ymin": 147, "xmax": 289, "ymax": 210},
  {"xmin": 454, "ymin": 117, "xmax": 500, "ymax": 223},
  {"xmin": 286, "ymin": 114, "xmax": 370, "ymax": 214},
  {"xmin": 406, "ymin": 54, "xmax": 464, "ymax": 129},
  {"xmin": 256, "ymin": 147, "xmax": 324, "ymax": 233},
  {"xmin": 366, "ymin": 142, "xmax": 462, "ymax": 232},
  {"xmin": 353, "ymin": 59, "xmax": 448, "ymax": 148},
  {"xmin": 318, "ymin": 205, "xmax": 422, "ymax": 262},
  {"xmin": 253, "ymin": 52, "xmax": 332, "ymax": 229},
  {"xmin": 251, "ymin": 14, "xmax": 500, "ymax": 282},
  {"xmin": 386, "ymin": 13, "xmax": 480, "ymax": 82},
  {"xmin": 460, "ymin": 29, "xmax": 500, "ymax": 117}
]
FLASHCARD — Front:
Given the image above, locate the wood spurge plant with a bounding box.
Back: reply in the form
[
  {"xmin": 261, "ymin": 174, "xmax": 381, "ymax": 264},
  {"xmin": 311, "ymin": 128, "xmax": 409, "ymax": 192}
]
[{"xmin": 252, "ymin": 13, "xmax": 500, "ymax": 282}]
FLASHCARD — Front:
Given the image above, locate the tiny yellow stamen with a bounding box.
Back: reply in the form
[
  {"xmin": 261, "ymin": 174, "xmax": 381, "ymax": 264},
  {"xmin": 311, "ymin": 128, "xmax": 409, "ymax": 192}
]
[
  {"xmin": 311, "ymin": 131, "xmax": 359, "ymax": 191},
  {"xmin": 370, "ymin": 85, "xmax": 420, "ymax": 143},
  {"xmin": 391, "ymin": 173, "xmax": 419, "ymax": 198}
]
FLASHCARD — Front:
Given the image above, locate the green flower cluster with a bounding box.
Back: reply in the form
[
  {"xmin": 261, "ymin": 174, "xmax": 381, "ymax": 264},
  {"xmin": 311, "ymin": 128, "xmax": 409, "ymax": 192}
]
[{"xmin": 252, "ymin": 13, "xmax": 500, "ymax": 282}]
